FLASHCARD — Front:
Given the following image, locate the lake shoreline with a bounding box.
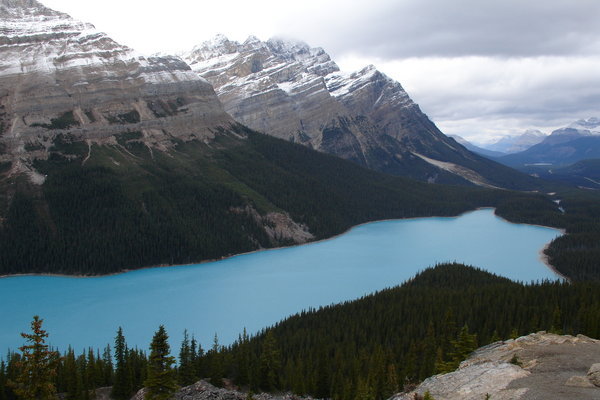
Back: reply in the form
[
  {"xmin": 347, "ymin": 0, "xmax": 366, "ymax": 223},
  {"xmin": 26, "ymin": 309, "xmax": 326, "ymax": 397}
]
[{"xmin": 0, "ymin": 207, "xmax": 565, "ymax": 281}]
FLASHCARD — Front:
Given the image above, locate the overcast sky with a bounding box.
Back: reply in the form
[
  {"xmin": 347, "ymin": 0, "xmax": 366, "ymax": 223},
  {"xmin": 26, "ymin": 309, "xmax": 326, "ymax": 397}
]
[{"xmin": 42, "ymin": 0, "xmax": 600, "ymax": 144}]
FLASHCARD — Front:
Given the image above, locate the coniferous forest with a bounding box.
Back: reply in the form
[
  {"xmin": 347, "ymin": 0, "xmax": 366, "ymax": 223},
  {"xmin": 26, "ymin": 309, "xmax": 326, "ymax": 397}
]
[{"xmin": 2, "ymin": 264, "xmax": 600, "ymax": 400}]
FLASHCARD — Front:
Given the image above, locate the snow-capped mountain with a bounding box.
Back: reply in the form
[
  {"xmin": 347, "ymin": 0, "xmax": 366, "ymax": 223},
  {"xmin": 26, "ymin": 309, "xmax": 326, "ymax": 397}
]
[
  {"xmin": 498, "ymin": 118, "xmax": 600, "ymax": 168},
  {"xmin": 449, "ymin": 135, "xmax": 506, "ymax": 158},
  {"xmin": 0, "ymin": 0, "xmax": 233, "ymax": 182},
  {"xmin": 486, "ymin": 130, "xmax": 547, "ymax": 154},
  {"xmin": 546, "ymin": 117, "xmax": 600, "ymax": 144},
  {"xmin": 565, "ymin": 117, "xmax": 600, "ymax": 135},
  {"xmin": 184, "ymin": 35, "xmax": 535, "ymax": 188}
]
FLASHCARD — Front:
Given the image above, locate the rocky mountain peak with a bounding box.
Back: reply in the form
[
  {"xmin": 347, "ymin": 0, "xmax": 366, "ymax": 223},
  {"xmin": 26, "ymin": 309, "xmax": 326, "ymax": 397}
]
[
  {"xmin": 522, "ymin": 129, "xmax": 545, "ymax": 137},
  {"xmin": 187, "ymin": 35, "xmax": 340, "ymax": 77},
  {"xmin": 567, "ymin": 116, "xmax": 600, "ymax": 134},
  {"xmin": 0, "ymin": 0, "xmax": 233, "ymax": 184},
  {"xmin": 184, "ymin": 35, "xmax": 534, "ymax": 188},
  {"xmin": 0, "ymin": 0, "xmax": 55, "ymax": 17}
]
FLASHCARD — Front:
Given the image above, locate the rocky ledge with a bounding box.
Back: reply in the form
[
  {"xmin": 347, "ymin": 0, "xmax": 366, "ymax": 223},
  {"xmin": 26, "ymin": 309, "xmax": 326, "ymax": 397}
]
[
  {"xmin": 393, "ymin": 331, "xmax": 600, "ymax": 400},
  {"xmin": 133, "ymin": 380, "xmax": 313, "ymax": 400}
]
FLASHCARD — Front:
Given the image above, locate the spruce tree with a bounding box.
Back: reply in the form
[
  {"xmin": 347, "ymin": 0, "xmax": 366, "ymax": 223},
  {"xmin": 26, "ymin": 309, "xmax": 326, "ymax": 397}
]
[
  {"xmin": 144, "ymin": 326, "xmax": 177, "ymax": 400},
  {"xmin": 111, "ymin": 327, "xmax": 130, "ymax": 400},
  {"xmin": 8, "ymin": 315, "xmax": 59, "ymax": 400},
  {"xmin": 209, "ymin": 334, "xmax": 223, "ymax": 387},
  {"xmin": 63, "ymin": 348, "xmax": 80, "ymax": 400},
  {"xmin": 258, "ymin": 331, "xmax": 281, "ymax": 391},
  {"xmin": 101, "ymin": 345, "xmax": 113, "ymax": 386},
  {"xmin": 178, "ymin": 330, "xmax": 195, "ymax": 386},
  {"xmin": 442, "ymin": 324, "xmax": 477, "ymax": 372},
  {"xmin": 0, "ymin": 360, "xmax": 7, "ymax": 400}
]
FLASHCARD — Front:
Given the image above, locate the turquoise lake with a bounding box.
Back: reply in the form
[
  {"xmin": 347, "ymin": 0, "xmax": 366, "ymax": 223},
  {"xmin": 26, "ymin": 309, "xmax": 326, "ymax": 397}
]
[{"xmin": 0, "ymin": 208, "xmax": 562, "ymax": 354}]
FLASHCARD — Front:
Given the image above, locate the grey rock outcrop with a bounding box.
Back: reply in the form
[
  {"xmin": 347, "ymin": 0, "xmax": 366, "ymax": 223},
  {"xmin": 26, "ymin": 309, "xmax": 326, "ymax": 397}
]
[
  {"xmin": 588, "ymin": 363, "xmax": 600, "ymax": 387},
  {"xmin": 565, "ymin": 375, "xmax": 596, "ymax": 388},
  {"xmin": 393, "ymin": 331, "xmax": 600, "ymax": 400},
  {"xmin": 0, "ymin": 0, "xmax": 233, "ymax": 182},
  {"xmin": 184, "ymin": 35, "xmax": 531, "ymax": 188},
  {"xmin": 132, "ymin": 380, "xmax": 313, "ymax": 400}
]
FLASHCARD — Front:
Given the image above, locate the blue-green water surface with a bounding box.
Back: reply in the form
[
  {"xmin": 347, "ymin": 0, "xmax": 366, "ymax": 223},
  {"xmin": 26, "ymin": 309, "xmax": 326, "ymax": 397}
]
[{"xmin": 0, "ymin": 209, "xmax": 562, "ymax": 353}]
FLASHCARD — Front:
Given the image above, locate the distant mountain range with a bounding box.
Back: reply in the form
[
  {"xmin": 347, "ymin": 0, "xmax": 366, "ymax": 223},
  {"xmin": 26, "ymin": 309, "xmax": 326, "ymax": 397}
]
[
  {"xmin": 497, "ymin": 118, "xmax": 600, "ymax": 168},
  {"xmin": 486, "ymin": 130, "xmax": 547, "ymax": 154},
  {"xmin": 183, "ymin": 35, "xmax": 537, "ymax": 189},
  {"xmin": 449, "ymin": 135, "xmax": 506, "ymax": 158}
]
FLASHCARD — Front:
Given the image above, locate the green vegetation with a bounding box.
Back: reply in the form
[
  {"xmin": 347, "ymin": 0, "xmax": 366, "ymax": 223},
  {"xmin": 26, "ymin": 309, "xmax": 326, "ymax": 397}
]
[
  {"xmin": 144, "ymin": 326, "xmax": 177, "ymax": 400},
  {"xmin": 105, "ymin": 110, "xmax": 141, "ymax": 125},
  {"xmin": 2, "ymin": 264, "xmax": 600, "ymax": 400},
  {"xmin": 31, "ymin": 111, "xmax": 80, "ymax": 130},
  {"xmin": 7, "ymin": 316, "xmax": 59, "ymax": 400},
  {"xmin": 115, "ymin": 131, "xmax": 143, "ymax": 146},
  {"xmin": 23, "ymin": 143, "xmax": 45, "ymax": 152},
  {"xmin": 83, "ymin": 110, "xmax": 96, "ymax": 123}
]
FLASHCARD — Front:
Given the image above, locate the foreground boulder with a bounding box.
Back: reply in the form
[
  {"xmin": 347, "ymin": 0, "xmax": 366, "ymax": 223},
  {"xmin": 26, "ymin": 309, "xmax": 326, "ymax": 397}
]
[{"xmin": 392, "ymin": 331, "xmax": 600, "ymax": 400}]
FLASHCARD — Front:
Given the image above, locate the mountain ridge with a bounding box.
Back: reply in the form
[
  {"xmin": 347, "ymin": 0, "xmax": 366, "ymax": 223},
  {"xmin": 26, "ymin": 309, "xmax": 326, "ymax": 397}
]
[
  {"xmin": 184, "ymin": 35, "xmax": 540, "ymax": 190},
  {"xmin": 497, "ymin": 118, "xmax": 600, "ymax": 168},
  {"xmin": 485, "ymin": 129, "xmax": 546, "ymax": 154}
]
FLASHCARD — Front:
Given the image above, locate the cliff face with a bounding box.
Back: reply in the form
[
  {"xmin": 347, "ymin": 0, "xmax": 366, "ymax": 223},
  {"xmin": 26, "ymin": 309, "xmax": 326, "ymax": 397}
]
[
  {"xmin": 393, "ymin": 331, "xmax": 600, "ymax": 400},
  {"xmin": 0, "ymin": 0, "xmax": 233, "ymax": 184},
  {"xmin": 184, "ymin": 35, "xmax": 538, "ymax": 189}
]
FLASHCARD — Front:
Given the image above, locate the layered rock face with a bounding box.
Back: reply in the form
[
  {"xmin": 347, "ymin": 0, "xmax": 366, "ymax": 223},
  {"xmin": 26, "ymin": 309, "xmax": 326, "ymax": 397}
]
[
  {"xmin": 0, "ymin": 0, "xmax": 233, "ymax": 182},
  {"xmin": 185, "ymin": 35, "xmax": 516, "ymax": 187},
  {"xmin": 393, "ymin": 331, "xmax": 600, "ymax": 400}
]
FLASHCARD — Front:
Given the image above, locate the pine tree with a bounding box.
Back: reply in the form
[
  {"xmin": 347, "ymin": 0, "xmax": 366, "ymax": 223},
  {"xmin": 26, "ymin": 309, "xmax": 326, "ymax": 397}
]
[
  {"xmin": 111, "ymin": 327, "xmax": 130, "ymax": 400},
  {"xmin": 235, "ymin": 328, "xmax": 250, "ymax": 386},
  {"xmin": 550, "ymin": 305, "xmax": 563, "ymax": 334},
  {"xmin": 102, "ymin": 345, "xmax": 113, "ymax": 386},
  {"xmin": 419, "ymin": 321, "xmax": 437, "ymax": 379},
  {"xmin": 0, "ymin": 360, "xmax": 8, "ymax": 400},
  {"xmin": 190, "ymin": 336, "xmax": 205, "ymax": 379},
  {"xmin": 178, "ymin": 330, "xmax": 195, "ymax": 386},
  {"xmin": 209, "ymin": 334, "xmax": 223, "ymax": 387},
  {"xmin": 8, "ymin": 316, "xmax": 59, "ymax": 400},
  {"xmin": 144, "ymin": 326, "xmax": 177, "ymax": 400},
  {"xmin": 443, "ymin": 324, "xmax": 477, "ymax": 372},
  {"xmin": 354, "ymin": 377, "xmax": 374, "ymax": 400},
  {"xmin": 63, "ymin": 348, "xmax": 80, "ymax": 400},
  {"xmin": 383, "ymin": 364, "xmax": 399, "ymax": 399},
  {"xmin": 85, "ymin": 348, "xmax": 97, "ymax": 399},
  {"xmin": 258, "ymin": 331, "xmax": 281, "ymax": 391}
]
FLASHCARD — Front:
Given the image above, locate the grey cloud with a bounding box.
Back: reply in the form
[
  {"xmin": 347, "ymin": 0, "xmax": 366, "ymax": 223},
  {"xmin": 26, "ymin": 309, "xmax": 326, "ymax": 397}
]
[
  {"xmin": 384, "ymin": 54, "xmax": 600, "ymax": 139},
  {"xmin": 288, "ymin": 0, "xmax": 600, "ymax": 59}
]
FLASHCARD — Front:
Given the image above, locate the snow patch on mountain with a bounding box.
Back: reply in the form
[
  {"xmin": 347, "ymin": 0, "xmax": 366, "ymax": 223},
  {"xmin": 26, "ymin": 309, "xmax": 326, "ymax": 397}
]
[{"xmin": 566, "ymin": 117, "xmax": 600, "ymax": 135}]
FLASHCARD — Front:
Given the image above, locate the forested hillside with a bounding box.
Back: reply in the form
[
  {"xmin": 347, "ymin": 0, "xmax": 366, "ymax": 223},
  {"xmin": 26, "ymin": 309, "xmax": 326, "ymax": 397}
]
[{"xmin": 199, "ymin": 263, "xmax": 600, "ymax": 399}]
